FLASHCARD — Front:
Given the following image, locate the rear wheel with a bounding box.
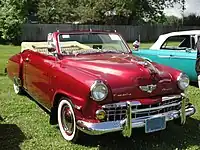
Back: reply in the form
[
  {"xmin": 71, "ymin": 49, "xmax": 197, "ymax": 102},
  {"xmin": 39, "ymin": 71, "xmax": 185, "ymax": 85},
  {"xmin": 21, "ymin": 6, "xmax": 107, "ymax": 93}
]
[
  {"xmin": 13, "ymin": 83, "xmax": 24, "ymax": 95},
  {"xmin": 57, "ymin": 98, "xmax": 80, "ymax": 142}
]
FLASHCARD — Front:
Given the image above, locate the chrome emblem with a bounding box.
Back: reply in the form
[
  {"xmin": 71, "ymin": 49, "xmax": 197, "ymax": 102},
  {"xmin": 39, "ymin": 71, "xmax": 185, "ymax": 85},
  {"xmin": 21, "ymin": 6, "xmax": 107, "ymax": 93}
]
[{"xmin": 139, "ymin": 84, "xmax": 157, "ymax": 93}]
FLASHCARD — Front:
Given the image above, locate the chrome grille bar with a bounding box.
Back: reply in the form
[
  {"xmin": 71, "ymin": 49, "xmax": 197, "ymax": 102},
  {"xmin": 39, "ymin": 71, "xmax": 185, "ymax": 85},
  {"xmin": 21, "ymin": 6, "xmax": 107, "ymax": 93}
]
[
  {"xmin": 102, "ymin": 101, "xmax": 141, "ymax": 109},
  {"xmin": 102, "ymin": 95, "xmax": 182, "ymax": 122},
  {"xmin": 162, "ymin": 95, "xmax": 181, "ymax": 101},
  {"xmin": 131, "ymin": 102, "xmax": 180, "ymax": 113}
]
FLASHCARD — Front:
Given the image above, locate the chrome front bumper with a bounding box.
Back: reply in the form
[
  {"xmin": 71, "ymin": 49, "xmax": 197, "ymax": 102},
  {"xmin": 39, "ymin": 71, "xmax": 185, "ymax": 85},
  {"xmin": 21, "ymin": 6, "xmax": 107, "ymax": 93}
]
[{"xmin": 77, "ymin": 94, "xmax": 196, "ymax": 136}]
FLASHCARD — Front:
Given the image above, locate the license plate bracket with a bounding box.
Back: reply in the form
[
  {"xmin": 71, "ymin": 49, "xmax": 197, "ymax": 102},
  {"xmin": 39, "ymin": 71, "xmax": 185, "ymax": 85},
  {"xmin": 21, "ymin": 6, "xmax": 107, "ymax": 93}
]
[{"xmin": 145, "ymin": 116, "xmax": 166, "ymax": 133}]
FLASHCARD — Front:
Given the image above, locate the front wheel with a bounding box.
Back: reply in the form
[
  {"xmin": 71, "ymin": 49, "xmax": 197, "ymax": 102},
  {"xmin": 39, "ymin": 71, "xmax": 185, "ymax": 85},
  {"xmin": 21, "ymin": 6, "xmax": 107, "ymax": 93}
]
[
  {"xmin": 198, "ymin": 75, "xmax": 200, "ymax": 89},
  {"xmin": 57, "ymin": 98, "xmax": 80, "ymax": 142}
]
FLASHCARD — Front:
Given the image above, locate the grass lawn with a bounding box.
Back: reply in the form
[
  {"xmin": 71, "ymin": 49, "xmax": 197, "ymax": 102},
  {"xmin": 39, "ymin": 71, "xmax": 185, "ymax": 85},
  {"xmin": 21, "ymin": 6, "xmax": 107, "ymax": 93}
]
[{"xmin": 0, "ymin": 44, "xmax": 200, "ymax": 150}]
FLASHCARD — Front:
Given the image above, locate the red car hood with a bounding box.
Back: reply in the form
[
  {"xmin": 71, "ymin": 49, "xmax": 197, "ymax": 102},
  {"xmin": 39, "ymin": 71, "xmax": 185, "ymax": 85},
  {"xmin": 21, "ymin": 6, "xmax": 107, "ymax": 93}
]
[{"xmin": 60, "ymin": 53, "xmax": 180, "ymax": 101}]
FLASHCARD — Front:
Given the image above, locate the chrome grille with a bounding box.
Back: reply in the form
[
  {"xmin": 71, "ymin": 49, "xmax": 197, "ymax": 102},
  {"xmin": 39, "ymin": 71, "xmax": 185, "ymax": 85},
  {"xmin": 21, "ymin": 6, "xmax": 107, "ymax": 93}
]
[{"xmin": 102, "ymin": 98, "xmax": 182, "ymax": 121}]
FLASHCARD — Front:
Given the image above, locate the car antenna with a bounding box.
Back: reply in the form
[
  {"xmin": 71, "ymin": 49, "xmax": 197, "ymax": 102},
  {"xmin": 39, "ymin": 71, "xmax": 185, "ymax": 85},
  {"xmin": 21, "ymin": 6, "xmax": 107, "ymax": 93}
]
[{"xmin": 139, "ymin": 34, "xmax": 141, "ymax": 42}]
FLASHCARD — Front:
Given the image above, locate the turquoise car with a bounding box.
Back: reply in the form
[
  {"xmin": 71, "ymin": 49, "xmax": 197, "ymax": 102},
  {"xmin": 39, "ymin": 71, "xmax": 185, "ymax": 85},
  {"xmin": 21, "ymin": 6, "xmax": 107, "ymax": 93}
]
[{"xmin": 132, "ymin": 30, "xmax": 200, "ymax": 82}]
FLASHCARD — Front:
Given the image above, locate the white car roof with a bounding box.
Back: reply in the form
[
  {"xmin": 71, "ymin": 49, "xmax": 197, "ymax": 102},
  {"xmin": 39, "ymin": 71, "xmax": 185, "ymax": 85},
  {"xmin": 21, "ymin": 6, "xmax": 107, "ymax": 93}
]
[{"xmin": 150, "ymin": 30, "xmax": 200, "ymax": 50}]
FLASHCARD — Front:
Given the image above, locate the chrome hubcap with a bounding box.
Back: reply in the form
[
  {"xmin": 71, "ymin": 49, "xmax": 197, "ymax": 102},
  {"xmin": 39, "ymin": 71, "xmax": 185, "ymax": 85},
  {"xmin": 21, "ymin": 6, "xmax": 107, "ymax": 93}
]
[{"xmin": 61, "ymin": 105, "xmax": 74, "ymax": 136}]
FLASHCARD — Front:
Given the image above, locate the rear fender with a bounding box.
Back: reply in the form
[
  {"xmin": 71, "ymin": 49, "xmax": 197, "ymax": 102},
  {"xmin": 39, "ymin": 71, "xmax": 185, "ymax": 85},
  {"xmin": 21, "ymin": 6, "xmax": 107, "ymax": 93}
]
[{"xmin": 7, "ymin": 54, "xmax": 24, "ymax": 86}]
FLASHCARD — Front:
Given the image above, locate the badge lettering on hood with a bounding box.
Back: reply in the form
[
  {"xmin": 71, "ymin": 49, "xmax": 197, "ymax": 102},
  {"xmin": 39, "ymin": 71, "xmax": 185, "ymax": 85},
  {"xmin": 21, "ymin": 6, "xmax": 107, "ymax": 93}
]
[{"xmin": 139, "ymin": 84, "xmax": 157, "ymax": 93}]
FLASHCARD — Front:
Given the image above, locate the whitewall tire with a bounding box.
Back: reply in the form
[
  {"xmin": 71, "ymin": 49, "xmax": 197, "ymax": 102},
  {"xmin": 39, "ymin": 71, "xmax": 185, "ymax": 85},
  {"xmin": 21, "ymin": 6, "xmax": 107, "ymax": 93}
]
[
  {"xmin": 198, "ymin": 75, "xmax": 200, "ymax": 89},
  {"xmin": 57, "ymin": 98, "xmax": 80, "ymax": 142},
  {"xmin": 13, "ymin": 83, "xmax": 23, "ymax": 95}
]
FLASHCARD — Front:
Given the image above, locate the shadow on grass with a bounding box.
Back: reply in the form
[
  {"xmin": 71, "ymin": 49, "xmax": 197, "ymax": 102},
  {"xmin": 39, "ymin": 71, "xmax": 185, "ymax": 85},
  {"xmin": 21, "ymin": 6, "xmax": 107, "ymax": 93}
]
[
  {"xmin": 0, "ymin": 115, "xmax": 4, "ymax": 121},
  {"xmin": 0, "ymin": 68, "xmax": 7, "ymax": 76},
  {"xmin": 24, "ymin": 93, "xmax": 51, "ymax": 115},
  {"xmin": 190, "ymin": 81, "xmax": 198, "ymax": 88},
  {"xmin": 78, "ymin": 117, "xmax": 200, "ymax": 150},
  {"xmin": 0, "ymin": 73, "xmax": 6, "ymax": 76},
  {"xmin": 0, "ymin": 124, "xmax": 26, "ymax": 150}
]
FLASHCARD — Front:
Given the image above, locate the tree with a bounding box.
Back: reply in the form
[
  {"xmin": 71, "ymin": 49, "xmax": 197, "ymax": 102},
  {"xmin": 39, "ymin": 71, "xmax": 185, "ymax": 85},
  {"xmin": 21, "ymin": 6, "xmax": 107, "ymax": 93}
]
[
  {"xmin": 164, "ymin": 15, "xmax": 181, "ymax": 26},
  {"xmin": 183, "ymin": 14, "xmax": 200, "ymax": 26},
  {"xmin": 180, "ymin": 0, "xmax": 186, "ymax": 24},
  {"xmin": 75, "ymin": 0, "xmax": 183, "ymax": 24},
  {"xmin": 37, "ymin": 0, "xmax": 79, "ymax": 23},
  {"xmin": 35, "ymin": 0, "xmax": 182, "ymax": 25},
  {"xmin": 0, "ymin": 0, "xmax": 28, "ymax": 44}
]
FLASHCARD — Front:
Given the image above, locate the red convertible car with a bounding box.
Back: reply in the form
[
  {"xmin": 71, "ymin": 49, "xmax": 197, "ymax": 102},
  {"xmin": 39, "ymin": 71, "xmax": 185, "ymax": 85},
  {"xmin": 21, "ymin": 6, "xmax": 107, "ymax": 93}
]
[{"xmin": 7, "ymin": 30, "xmax": 195, "ymax": 142}]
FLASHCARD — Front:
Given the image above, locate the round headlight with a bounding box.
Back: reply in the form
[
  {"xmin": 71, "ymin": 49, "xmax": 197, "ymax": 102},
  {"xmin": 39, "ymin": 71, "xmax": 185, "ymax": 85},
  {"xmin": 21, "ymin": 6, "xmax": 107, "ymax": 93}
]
[
  {"xmin": 90, "ymin": 80, "xmax": 108, "ymax": 101},
  {"xmin": 177, "ymin": 73, "xmax": 189, "ymax": 90}
]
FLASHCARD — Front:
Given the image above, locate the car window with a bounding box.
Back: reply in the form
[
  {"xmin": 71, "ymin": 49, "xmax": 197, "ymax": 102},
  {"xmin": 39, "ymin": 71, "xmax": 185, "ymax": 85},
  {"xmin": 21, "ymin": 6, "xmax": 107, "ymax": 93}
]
[{"xmin": 161, "ymin": 35, "xmax": 195, "ymax": 50}]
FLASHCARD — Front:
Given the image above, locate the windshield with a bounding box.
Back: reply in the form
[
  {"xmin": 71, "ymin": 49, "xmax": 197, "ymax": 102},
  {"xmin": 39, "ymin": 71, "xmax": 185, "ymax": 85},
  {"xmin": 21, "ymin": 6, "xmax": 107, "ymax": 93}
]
[{"xmin": 58, "ymin": 32, "xmax": 130, "ymax": 55}]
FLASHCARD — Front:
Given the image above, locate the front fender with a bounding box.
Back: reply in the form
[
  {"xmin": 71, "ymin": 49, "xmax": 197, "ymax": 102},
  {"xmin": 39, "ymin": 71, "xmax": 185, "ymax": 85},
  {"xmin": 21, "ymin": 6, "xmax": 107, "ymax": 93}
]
[
  {"xmin": 52, "ymin": 88, "xmax": 100, "ymax": 121},
  {"xmin": 52, "ymin": 89, "xmax": 85, "ymax": 110}
]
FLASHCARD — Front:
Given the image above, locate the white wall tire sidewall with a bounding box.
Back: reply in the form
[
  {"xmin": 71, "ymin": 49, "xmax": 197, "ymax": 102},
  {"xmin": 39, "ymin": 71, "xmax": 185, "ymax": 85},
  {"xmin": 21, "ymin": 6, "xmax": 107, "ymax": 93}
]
[
  {"xmin": 13, "ymin": 83, "xmax": 20, "ymax": 94},
  {"xmin": 58, "ymin": 99, "xmax": 76, "ymax": 141},
  {"xmin": 198, "ymin": 75, "xmax": 200, "ymax": 89}
]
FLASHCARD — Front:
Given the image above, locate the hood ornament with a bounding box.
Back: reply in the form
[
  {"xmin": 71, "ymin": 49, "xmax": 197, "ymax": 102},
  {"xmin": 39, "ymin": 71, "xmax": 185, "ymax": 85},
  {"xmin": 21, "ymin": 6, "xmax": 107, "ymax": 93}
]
[{"xmin": 139, "ymin": 84, "xmax": 157, "ymax": 93}]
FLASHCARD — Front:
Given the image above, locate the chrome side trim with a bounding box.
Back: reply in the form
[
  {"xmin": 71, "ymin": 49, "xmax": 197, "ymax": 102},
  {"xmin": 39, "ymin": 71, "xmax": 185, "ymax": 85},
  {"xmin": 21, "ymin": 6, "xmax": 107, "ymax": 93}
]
[{"xmin": 158, "ymin": 55, "xmax": 171, "ymax": 58}]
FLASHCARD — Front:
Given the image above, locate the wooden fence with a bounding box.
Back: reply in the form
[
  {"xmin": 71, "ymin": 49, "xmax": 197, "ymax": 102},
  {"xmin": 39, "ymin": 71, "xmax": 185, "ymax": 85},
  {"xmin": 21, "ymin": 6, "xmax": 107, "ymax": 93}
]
[{"xmin": 21, "ymin": 24, "xmax": 200, "ymax": 42}]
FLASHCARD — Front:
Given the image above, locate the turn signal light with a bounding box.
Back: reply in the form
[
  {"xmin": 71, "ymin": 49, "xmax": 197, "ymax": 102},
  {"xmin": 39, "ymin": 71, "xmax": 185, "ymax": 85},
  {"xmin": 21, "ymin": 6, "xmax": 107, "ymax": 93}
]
[{"xmin": 96, "ymin": 110, "xmax": 106, "ymax": 120}]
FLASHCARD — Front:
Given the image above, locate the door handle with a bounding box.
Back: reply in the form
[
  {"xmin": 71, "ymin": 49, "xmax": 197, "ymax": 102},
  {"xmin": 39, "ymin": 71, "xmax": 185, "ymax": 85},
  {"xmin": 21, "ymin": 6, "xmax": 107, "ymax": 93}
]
[{"xmin": 25, "ymin": 58, "xmax": 29, "ymax": 62}]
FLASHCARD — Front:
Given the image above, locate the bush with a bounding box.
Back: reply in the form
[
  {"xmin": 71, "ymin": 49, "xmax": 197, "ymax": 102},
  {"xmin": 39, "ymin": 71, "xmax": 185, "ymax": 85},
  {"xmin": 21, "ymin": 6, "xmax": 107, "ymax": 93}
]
[{"xmin": 0, "ymin": 0, "xmax": 28, "ymax": 45}]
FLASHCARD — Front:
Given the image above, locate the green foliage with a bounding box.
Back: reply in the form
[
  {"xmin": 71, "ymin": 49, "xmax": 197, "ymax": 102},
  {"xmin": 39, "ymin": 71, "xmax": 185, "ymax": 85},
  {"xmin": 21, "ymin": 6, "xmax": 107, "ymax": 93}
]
[
  {"xmin": 0, "ymin": 0, "xmax": 28, "ymax": 44},
  {"xmin": 37, "ymin": 0, "xmax": 79, "ymax": 23},
  {"xmin": 75, "ymin": 0, "xmax": 115, "ymax": 24},
  {"xmin": 74, "ymin": 0, "xmax": 181, "ymax": 24},
  {"xmin": 36, "ymin": 0, "xmax": 181, "ymax": 25},
  {"xmin": 183, "ymin": 14, "xmax": 200, "ymax": 26},
  {"xmin": 164, "ymin": 16, "xmax": 181, "ymax": 26},
  {"xmin": 164, "ymin": 13, "xmax": 200, "ymax": 26}
]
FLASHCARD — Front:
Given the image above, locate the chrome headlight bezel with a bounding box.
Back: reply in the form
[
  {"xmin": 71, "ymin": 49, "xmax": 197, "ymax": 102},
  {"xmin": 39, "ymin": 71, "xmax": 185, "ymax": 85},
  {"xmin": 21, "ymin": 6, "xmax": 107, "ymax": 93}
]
[
  {"xmin": 90, "ymin": 80, "xmax": 108, "ymax": 101},
  {"xmin": 177, "ymin": 73, "xmax": 190, "ymax": 90}
]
